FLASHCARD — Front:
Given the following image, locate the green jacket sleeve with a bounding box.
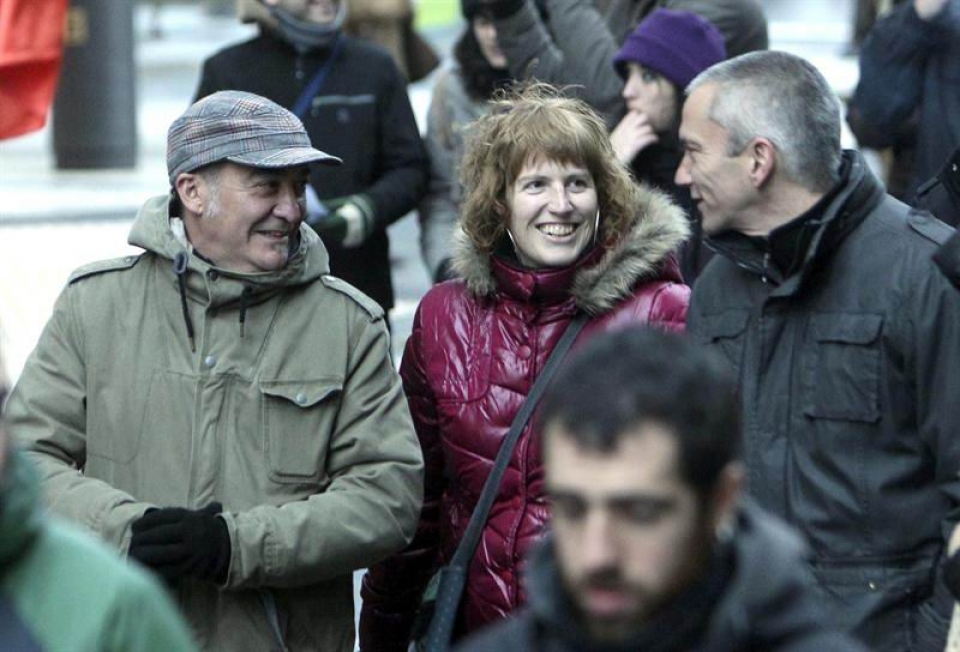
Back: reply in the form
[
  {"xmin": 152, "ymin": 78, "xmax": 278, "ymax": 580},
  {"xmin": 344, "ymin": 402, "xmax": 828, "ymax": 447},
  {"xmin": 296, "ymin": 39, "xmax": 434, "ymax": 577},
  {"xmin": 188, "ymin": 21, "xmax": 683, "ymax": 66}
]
[
  {"xmin": 7, "ymin": 285, "xmax": 154, "ymax": 549},
  {"xmin": 223, "ymin": 313, "xmax": 424, "ymax": 588},
  {"xmin": 106, "ymin": 571, "xmax": 199, "ymax": 652}
]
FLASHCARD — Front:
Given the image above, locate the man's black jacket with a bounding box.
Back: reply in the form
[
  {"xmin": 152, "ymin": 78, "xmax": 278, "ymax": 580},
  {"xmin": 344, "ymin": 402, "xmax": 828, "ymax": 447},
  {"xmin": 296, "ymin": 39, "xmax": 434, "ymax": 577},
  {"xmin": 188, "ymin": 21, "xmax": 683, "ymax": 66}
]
[{"xmin": 688, "ymin": 151, "xmax": 960, "ymax": 651}]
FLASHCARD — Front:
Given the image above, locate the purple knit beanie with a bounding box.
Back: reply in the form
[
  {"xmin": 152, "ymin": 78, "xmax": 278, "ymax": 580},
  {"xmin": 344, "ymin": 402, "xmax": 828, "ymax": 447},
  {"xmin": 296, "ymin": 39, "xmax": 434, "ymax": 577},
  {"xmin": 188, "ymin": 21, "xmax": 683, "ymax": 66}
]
[{"xmin": 613, "ymin": 9, "xmax": 726, "ymax": 90}]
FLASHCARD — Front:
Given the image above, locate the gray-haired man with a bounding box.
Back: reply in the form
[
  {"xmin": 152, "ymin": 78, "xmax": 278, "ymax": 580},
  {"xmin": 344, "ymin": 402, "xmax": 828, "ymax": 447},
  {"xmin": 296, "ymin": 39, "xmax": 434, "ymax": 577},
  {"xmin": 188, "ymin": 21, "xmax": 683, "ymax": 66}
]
[
  {"xmin": 679, "ymin": 51, "xmax": 960, "ymax": 651},
  {"xmin": 5, "ymin": 90, "xmax": 424, "ymax": 651}
]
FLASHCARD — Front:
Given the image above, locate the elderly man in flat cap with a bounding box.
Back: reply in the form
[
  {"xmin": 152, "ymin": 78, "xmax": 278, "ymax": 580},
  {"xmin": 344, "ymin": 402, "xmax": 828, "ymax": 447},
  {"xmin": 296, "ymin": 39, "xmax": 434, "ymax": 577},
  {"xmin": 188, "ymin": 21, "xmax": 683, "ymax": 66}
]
[{"xmin": 4, "ymin": 90, "xmax": 424, "ymax": 652}]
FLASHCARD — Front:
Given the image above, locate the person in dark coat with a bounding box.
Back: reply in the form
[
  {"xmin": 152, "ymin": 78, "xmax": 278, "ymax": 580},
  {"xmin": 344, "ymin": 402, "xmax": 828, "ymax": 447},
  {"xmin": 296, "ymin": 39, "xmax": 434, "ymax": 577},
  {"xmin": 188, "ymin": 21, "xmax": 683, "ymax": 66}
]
[
  {"xmin": 918, "ymin": 145, "xmax": 960, "ymax": 291},
  {"xmin": 847, "ymin": 0, "xmax": 960, "ymax": 201},
  {"xmin": 609, "ymin": 8, "xmax": 726, "ymax": 283},
  {"xmin": 473, "ymin": 0, "xmax": 767, "ymax": 127},
  {"xmin": 917, "ymin": 144, "xmax": 960, "ymax": 290},
  {"xmin": 418, "ymin": 0, "xmax": 516, "ymax": 284},
  {"xmin": 679, "ymin": 51, "xmax": 960, "ymax": 652},
  {"xmin": 455, "ymin": 327, "xmax": 866, "ymax": 652},
  {"xmin": 196, "ymin": 0, "xmax": 427, "ymax": 315},
  {"xmin": 359, "ymin": 85, "xmax": 691, "ymax": 650}
]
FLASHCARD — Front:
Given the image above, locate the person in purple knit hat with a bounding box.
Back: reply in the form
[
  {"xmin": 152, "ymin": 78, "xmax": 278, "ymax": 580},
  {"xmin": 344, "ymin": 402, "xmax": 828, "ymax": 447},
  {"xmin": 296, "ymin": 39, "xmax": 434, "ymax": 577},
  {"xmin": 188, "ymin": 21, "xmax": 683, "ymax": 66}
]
[{"xmin": 610, "ymin": 9, "xmax": 725, "ymax": 282}]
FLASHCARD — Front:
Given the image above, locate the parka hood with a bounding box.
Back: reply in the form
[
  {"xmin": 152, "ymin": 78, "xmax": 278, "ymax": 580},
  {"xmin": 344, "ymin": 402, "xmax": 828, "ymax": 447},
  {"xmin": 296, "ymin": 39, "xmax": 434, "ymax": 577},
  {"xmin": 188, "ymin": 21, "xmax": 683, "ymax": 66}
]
[
  {"xmin": 129, "ymin": 194, "xmax": 330, "ymax": 299},
  {"xmin": 127, "ymin": 194, "xmax": 331, "ymax": 350},
  {"xmin": 452, "ymin": 185, "xmax": 690, "ymax": 315}
]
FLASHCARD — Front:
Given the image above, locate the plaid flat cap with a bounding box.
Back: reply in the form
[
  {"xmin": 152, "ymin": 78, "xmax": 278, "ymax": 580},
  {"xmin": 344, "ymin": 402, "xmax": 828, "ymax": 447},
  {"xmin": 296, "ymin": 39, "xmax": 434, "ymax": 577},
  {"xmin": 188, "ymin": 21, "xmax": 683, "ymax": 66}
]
[{"xmin": 166, "ymin": 90, "xmax": 341, "ymax": 184}]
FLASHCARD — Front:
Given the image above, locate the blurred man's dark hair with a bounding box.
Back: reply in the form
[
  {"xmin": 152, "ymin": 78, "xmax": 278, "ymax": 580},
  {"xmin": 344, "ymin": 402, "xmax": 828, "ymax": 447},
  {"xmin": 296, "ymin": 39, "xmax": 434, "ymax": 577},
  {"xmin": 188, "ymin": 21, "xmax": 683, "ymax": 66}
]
[{"xmin": 538, "ymin": 326, "xmax": 741, "ymax": 500}]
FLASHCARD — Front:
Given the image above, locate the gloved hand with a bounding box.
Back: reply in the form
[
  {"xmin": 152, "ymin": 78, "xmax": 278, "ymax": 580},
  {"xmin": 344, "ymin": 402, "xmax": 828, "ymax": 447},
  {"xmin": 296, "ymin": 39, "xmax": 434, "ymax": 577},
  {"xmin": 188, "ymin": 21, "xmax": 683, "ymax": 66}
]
[
  {"xmin": 129, "ymin": 502, "xmax": 231, "ymax": 584},
  {"xmin": 308, "ymin": 192, "xmax": 375, "ymax": 249}
]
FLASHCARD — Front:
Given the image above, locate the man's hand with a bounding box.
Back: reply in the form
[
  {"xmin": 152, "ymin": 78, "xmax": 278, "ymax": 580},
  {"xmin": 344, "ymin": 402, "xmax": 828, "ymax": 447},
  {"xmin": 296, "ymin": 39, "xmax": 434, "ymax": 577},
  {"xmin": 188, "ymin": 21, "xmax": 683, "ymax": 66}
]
[
  {"xmin": 310, "ymin": 194, "xmax": 375, "ymax": 249},
  {"xmin": 129, "ymin": 502, "xmax": 231, "ymax": 584},
  {"xmin": 610, "ymin": 110, "xmax": 659, "ymax": 165},
  {"xmin": 914, "ymin": 0, "xmax": 949, "ymax": 20}
]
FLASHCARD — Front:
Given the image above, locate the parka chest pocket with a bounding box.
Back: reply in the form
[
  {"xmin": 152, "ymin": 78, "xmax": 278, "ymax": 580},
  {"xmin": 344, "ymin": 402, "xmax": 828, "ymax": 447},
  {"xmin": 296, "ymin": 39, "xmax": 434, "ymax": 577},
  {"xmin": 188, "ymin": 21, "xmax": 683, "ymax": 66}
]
[
  {"xmin": 259, "ymin": 378, "xmax": 343, "ymax": 482},
  {"xmin": 693, "ymin": 310, "xmax": 749, "ymax": 379},
  {"xmin": 802, "ymin": 314, "xmax": 883, "ymax": 423}
]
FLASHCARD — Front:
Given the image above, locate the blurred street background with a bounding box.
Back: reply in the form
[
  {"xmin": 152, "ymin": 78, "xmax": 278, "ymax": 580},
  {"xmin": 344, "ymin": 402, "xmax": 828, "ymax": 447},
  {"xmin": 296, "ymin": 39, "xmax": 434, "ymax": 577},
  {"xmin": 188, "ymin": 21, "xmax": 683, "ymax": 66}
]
[{"xmin": 0, "ymin": 0, "xmax": 862, "ymax": 385}]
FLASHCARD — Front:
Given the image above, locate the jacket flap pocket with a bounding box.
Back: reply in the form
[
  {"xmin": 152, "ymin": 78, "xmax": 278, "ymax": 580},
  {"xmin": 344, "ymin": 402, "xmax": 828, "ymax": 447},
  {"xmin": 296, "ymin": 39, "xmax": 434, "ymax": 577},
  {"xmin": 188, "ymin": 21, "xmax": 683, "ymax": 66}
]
[
  {"xmin": 699, "ymin": 310, "xmax": 749, "ymax": 340},
  {"xmin": 259, "ymin": 378, "xmax": 343, "ymax": 408},
  {"xmin": 810, "ymin": 313, "xmax": 882, "ymax": 345}
]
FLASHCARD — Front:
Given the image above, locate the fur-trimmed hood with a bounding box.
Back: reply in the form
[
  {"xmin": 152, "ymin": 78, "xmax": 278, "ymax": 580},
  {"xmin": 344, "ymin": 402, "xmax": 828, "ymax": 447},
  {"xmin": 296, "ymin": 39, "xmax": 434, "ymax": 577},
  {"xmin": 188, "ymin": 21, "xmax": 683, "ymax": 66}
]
[{"xmin": 452, "ymin": 185, "xmax": 690, "ymax": 314}]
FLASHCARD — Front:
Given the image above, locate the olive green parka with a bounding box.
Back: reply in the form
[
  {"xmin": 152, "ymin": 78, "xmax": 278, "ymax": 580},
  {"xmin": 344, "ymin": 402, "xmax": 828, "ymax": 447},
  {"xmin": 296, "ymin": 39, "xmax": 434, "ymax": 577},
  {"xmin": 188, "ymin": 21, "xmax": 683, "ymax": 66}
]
[{"xmin": 6, "ymin": 194, "xmax": 424, "ymax": 651}]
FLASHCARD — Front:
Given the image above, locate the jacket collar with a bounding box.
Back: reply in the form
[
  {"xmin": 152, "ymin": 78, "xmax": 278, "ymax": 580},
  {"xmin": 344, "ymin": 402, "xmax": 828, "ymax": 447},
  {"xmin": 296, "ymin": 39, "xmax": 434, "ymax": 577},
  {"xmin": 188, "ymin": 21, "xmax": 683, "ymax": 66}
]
[
  {"xmin": 523, "ymin": 533, "xmax": 731, "ymax": 652},
  {"xmin": 706, "ymin": 150, "xmax": 886, "ymax": 295},
  {"xmin": 128, "ymin": 194, "xmax": 329, "ymax": 308},
  {"xmin": 524, "ymin": 503, "xmax": 813, "ymax": 651},
  {"xmin": 452, "ymin": 186, "xmax": 689, "ymax": 314}
]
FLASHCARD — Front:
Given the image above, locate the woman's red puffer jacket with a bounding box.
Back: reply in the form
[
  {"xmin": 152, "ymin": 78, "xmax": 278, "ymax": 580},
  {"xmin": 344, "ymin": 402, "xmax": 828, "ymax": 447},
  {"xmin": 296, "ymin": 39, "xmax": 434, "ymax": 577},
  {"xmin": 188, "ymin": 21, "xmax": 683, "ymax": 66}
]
[{"xmin": 360, "ymin": 188, "xmax": 691, "ymax": 650}]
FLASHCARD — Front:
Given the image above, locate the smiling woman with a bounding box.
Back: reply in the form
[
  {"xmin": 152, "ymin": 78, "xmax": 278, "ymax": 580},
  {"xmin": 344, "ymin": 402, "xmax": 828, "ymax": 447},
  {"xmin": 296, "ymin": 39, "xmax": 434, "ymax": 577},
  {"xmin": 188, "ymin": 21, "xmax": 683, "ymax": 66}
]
[
  {"xmin": 506, "ymin": 157, "xmax": 598, "ymax": 268},
  {"xmin": 360, "ymin": 83, "xmax": 693, "ymax": 650}
]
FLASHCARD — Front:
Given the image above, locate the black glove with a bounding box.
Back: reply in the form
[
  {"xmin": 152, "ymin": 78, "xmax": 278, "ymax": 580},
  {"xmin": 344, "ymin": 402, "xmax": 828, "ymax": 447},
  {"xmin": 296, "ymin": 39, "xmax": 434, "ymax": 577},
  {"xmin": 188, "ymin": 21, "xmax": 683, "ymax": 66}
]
[
  {"xmin": 129, "ymin": 502, "xmax": 231, "ymax": 584},
  {"xmin": 310, "ymin": 193, "xmax": 375, "ymax": 249}
]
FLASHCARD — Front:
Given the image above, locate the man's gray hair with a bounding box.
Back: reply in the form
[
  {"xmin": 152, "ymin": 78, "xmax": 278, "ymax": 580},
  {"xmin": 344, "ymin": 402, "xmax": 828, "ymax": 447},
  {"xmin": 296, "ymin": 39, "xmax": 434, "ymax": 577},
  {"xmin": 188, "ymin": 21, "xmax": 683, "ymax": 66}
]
[{"xmin": 688, "ymin": 51, "xmax": 842, "ymax": 193}]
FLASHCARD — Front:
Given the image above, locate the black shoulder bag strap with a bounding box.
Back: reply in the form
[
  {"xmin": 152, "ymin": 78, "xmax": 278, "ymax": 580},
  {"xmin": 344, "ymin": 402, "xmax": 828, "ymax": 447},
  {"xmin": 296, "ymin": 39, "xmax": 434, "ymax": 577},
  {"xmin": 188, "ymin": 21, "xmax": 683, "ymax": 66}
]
[{"xmin": 421, "ymin": 312, "xmax": 589, "ymax": 652}]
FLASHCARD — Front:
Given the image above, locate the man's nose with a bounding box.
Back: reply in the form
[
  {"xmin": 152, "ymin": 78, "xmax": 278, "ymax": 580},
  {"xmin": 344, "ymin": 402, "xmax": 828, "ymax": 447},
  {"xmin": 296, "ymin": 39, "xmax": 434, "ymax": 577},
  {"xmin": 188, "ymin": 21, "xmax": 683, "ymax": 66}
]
[
  {"xmin": 275, "ymin": 184, "xmax": 303, "ymax": 221},
  {"xmin": 675, "ymin": 154, "xmax": 692, "ymax": 187},
  {"xmin": 581, "ymin": 510, "xmax": 619, "ymax": 574}
]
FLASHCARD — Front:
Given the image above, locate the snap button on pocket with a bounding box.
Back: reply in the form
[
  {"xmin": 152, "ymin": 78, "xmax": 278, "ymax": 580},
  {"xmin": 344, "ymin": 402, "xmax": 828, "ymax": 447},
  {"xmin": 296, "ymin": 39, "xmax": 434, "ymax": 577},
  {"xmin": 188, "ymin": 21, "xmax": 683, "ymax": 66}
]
[
  {"xmin": 517, "ymin": 345, "xmax": 532, "ymax": 360},
  {"xmin": 204, "ymin": 355, "xmax": 216, "ymax": 368},
  {"xmin": 260, "ymin": 378, "xmax": 343, "ymax": 481}
]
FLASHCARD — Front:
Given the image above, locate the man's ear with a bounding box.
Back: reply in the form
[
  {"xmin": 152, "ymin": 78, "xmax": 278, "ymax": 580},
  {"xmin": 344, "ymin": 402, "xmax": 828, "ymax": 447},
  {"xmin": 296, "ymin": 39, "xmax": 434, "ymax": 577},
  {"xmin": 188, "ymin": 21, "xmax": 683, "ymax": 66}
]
[
  {"xmin": 709, "ymin": 461, "xmax": 745, "ymax": 538},
  {"xmin": 747, "ymin": 137, "xmax": 777, "ymax": 189},
  {"xmin": 175, "ymin": 172, "xmax": 204, "ymax": 215}
]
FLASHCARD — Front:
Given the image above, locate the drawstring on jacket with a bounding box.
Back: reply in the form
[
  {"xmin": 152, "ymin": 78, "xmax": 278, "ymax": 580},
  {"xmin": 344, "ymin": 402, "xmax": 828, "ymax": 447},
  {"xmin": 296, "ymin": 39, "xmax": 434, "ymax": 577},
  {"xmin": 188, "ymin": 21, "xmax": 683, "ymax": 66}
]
[
  {"xmin": 173, "ymin": 252, "xmax": 196, "ymax": 353},
  {"xmin": 239, "ymin": 285, "xmax": 252, "ymax": 339}
]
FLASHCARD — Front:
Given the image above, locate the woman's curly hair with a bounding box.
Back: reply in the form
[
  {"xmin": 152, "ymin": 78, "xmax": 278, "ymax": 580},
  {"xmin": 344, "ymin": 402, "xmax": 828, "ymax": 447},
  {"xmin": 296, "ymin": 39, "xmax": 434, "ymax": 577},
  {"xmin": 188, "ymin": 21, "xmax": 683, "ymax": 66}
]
[{"xmin": 458, "ymin": 83, "xmax": 644, "ymax": 255}]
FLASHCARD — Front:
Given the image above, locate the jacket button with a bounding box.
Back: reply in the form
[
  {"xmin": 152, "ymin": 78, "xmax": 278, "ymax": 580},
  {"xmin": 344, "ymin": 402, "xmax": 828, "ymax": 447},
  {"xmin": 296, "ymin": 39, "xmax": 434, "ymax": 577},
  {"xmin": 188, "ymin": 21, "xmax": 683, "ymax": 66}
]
[
  {"xmin": 207, "ymin": 269, "xmax": 219, "ymax": 281},
  {"xmin": 517, "ymin": 345, "xmax": 532, "ymax": 360},
  {"xmin": 295, "ymin": 392, "xmax": 308, "ymax": 405},
  {"xmin": 204, "ymin": 355, "xmax": 216, "ymax": 368},
  {"xmin": 868, "ymin": 581, "xmax": 877, "ymax": 591}
]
